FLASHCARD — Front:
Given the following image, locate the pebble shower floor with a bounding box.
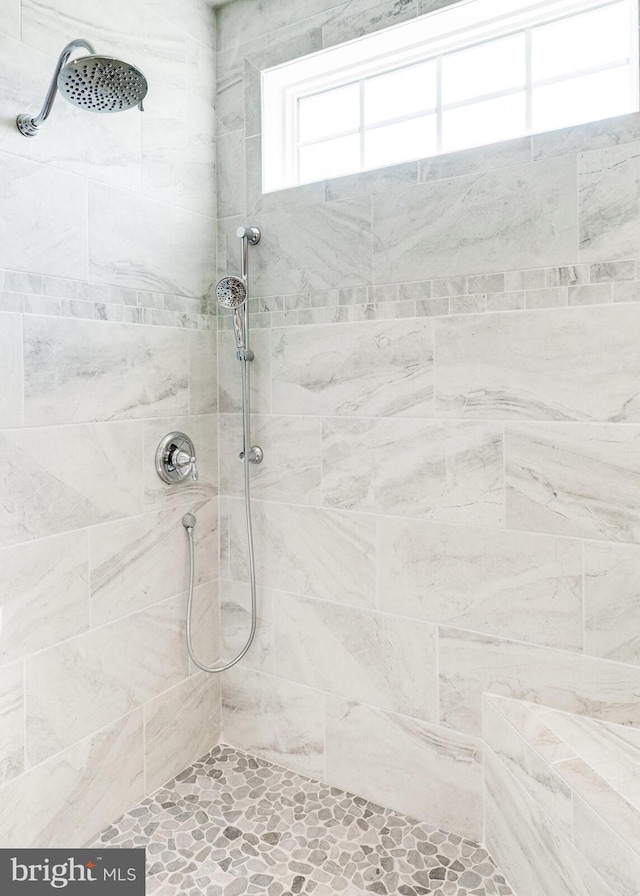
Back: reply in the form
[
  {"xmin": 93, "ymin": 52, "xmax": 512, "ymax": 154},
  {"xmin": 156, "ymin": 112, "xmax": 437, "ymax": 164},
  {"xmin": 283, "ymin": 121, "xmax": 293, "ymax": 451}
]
[{"xmin": 94, "ymin": 745, "xmax": 515, "ymax": 896}]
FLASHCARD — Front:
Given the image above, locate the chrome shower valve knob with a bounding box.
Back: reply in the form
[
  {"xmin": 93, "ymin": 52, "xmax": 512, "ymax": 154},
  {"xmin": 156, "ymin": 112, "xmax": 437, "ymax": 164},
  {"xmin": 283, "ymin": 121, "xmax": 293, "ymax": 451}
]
[
  {"xmin": 155, "ymin": 432, "xmax": 199, "ymax": 484},
  {"xmin": 239, "ymin": 445, "xmax": 263, "ymax": 464}
]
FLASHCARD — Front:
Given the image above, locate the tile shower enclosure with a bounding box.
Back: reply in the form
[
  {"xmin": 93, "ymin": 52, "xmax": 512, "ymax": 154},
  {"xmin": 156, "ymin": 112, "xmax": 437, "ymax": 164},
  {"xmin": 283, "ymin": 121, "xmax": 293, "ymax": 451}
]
[{"xmin": 0, "ymin": 0, "xmax": 639, "ymax": 886}]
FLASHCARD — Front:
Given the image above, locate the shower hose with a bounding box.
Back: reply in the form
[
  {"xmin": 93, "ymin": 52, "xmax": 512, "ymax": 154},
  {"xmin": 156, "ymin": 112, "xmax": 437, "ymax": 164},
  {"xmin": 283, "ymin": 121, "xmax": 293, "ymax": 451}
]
[{"xmin": 183, "ymin": 355, "xmax": 257, "ymax": 673}]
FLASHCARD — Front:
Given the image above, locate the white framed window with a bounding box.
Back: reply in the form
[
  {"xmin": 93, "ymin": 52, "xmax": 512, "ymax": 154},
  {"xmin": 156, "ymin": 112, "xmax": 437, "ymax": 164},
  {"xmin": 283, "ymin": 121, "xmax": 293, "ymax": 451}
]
[{"xmin": 262, "ymin": 0, "xmax": 639, "ymax": 192}]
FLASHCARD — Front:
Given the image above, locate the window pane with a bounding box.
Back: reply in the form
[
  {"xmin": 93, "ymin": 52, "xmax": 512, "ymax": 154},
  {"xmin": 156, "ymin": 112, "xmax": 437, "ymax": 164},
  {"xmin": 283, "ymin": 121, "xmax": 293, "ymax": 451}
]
[
  {"xmin": 442, "ymin": 33, "xmax": 525, "ymax": 105},
  {"xmin": 298, "ymin": 84, "xmax": 359, "ymax": 143},
  {"xmin": 532, "ymin": 66, "xmax": 634, "ymax": 133},
  {"xmin": 442, "ymin": 92, "xmax": 526, "ymax": 153},
  {"xmin": 365, "ymin": 115, "xmax": 437, "ymax": 168},
  {"xmin": 532, "ymin": 3, "xmax": 630, "ymax": 83},
  {"xmin": 364, "ymin": 60, "xmax": 437, "ymax": 125},
  {"xmin": 298, "ymin": 133, "xmax": 360, "ymax": 182}
]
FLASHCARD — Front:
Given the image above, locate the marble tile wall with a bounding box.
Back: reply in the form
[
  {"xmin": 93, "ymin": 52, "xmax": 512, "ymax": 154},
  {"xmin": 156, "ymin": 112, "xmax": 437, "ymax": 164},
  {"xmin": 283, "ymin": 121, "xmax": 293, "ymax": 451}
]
[
  {"xmin": 484, "ymin": 695, "xmax": 640, "ymax": 896},
  {"xmin": 0, "ymin": 0, "xmax": 220, "ymax": 849},
  {"xmin": 215, "ymin": 0, "xmax": 640, "ymax": 866}
]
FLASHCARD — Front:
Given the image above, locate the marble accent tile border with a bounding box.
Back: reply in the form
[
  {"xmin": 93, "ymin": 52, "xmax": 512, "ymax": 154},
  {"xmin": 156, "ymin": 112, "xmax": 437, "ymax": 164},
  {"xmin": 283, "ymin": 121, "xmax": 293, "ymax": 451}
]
[
  {"xmin": 216, "ymin": 257, "xmax": 640, "ymax": 330},
  {"xmin": 95, "ymin": 743, "xmax": 515, "ymax": 896},
  {"xmin": 0, "ymin": 270, "xmax": 217, "ymax": 331}
]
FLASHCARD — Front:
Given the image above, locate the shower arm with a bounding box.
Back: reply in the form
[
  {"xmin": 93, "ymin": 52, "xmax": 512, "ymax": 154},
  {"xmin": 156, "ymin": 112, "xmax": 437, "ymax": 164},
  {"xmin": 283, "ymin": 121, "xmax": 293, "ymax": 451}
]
[{"xmin": 17, "ymin": 38, "xmax": 96, "ymax": 136}]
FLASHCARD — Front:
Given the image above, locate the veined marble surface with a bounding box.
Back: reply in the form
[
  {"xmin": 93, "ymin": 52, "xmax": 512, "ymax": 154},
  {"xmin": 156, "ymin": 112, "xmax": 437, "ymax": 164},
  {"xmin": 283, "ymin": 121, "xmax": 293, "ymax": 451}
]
[
  {"xmin": 0, "ymin": 662, "xmax": 24, "ymax": 786},
  {"xmin": 584, "ymin": 541, "xmax": 640, "ymax": 665}
]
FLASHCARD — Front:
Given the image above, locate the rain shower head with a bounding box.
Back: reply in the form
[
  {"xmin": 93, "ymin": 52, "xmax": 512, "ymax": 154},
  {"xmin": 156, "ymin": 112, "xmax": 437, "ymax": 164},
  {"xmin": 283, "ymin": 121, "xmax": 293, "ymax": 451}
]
[{"xmin": 17, "ymin": 38, "xmax": 148, "ymax": 137}]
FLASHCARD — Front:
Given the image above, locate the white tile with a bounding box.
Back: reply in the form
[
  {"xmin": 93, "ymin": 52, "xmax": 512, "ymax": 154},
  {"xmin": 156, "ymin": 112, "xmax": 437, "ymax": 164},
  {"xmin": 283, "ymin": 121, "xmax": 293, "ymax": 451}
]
[
  {"xmin": 189, "ymin": 329, "xmax": 218, "ymax": 416},
  {"xmin": 219, "ymin": 414, "xmax": 322, "ymax": 505},
  {"xmin": 323, "ymin": 418, "xmax": 504, "ymax": 526},
  {"xmin": 0, "ymin": 661, "xmax": 24, "ymax": 785},
  {"xmin": 25, "ymin": 596, "xmax": 187, "ymax": 765},
  {"xmin": 436, "ymin": 305, "xmax": 640, "ymax": 422},
  {"xmin": 89, "ymin": 182, "xmax": 217, "ymax": 298},
  {"xmin": 24, "ymin": 316, "xmax": 190, "ymax": 424},
  {"xmin": 272, "ymin": 319, "xmax": 434, "ymax": 417},
  {"xmin": 579, "ymin": 141, "xmax": 640, "ymax": 261},
  {"xmin": 221, "ymin": 666, "xmax": 324, "ymax": 778},
  {"xmin": 275, "ymin": 594, "xmax": 438, "ymax": 722},
  {"xmin": 0, "ymin": 532, "xmax": 89, "ymax": 667},
  {"xmin": 226, "ymin": 499, "xmax": 377, "ymax": 608},
  {"xmin": 378, "ymin": 518, "xmax": 582, "ymax": 650},
  {"xmin": 0, "ymin": 0, "xmax": 19, "ymax": 37},
  {"xmin": 0, "ymin": 312, "xmax": 22, "ymax": 427},
  {"xmin": 373, "ymin": 157, "xmax": 577, "ymax": 282},
  {"xmin": 325, "ymin": 697, "xmax": 483, "ymax": 840},
  {"xmin": 144, "ymin": 673, "xmax": 220, "ymax": 794},
  {"xmin": 219, "ymin": 579, "xmax": 274, "ymax": 674},
  {"xmin": 0, "ymin": 711, "xmax": 144, "ymax": 848},
  {"xmin": 485, "ymin": 747, "xmax": 616, "ymax": 896},
  {"xmin": 573, "ymin": 795, "xmax": 640, "ymax": 895},
  {"xmin": 506, "ymin": 423, "xmax": 640, "ymax": 542},
  {"xmin": 0, "ymin": 421, "xmax": 143, "ymax": 548},
  {"xmin": 90, "ymin": 499, "xmax": 218, "ymax": 626},
  {"xmin": 0, "ymin": 151, "xmax": 87, "ymax": 279},
  {"xmin": 584, "ymin": 541, "xmax": 640, "ymax": 665},
  {"xmin": 483, "ymin": 697, "xmax": 573, "ymax": 838},
  {"xmin": 439, "ymin": 628, "xmax": 640, "ymax": 736}
]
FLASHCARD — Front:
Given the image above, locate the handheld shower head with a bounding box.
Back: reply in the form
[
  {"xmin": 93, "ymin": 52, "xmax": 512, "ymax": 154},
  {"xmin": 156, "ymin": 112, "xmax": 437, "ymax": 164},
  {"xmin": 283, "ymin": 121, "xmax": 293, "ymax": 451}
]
[
  {"xmin": 216, "ymin": 276, "xmax": 248, "ymax": 351},
  {"xmin": 17, "ymin": 38, "xmax": 148, "ymax": 137},
  {"xmin": 216, "ymin": 276, "xmax": 246, "ymax": 309}
]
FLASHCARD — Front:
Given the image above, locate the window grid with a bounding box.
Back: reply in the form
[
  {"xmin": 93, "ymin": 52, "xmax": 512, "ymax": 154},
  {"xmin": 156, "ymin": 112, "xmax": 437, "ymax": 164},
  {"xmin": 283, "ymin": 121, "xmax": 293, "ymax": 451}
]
[{"xmin": 295, "ymin": 0, "xmax": 633, "ymax": 181}]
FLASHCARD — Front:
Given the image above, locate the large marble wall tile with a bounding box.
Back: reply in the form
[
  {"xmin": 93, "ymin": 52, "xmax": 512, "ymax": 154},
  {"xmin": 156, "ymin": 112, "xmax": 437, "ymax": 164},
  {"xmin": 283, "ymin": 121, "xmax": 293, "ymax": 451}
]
[
  {"xmin": 584, "ymin": 541, "xmax": 640, "ymax": 665},
  {"xmin": 556, "ymin": 758, "xmax": 640, "ymax": 857},
  {"xmin": 227, "ymin": 499, "xmax": 376, "ymax": 608},
  {"xmin": 140, "ymin": 0, "xmax": 216, "ymax": 48},
  {"xmin": 217, "ymin": 130, "xmax": 245, "ymax": 219},
  {"xmin": 216, "ymin": 0, "xmax": 338, "ymax": 52},
  {"xmin": 0, "ymin": 711, "xmax": 144, "ymax": 848},
  {"xmin": 143, "ymin": 414, "xmax": 217, "ymax": 509},
  {"xmin": 234, "ymin": 197, "xmax": 372, "ymax": 297},
  {"xmin": 0, "ymin": 532, "xmax": 89, "ymax": 667},
  {"xmin": 0, "ymin": 0, "xmax": 19, "ymax": 37},
  {"xmin": 323, "ymin": 418, "xmax": 504, "ymax": 526},
  {"xmin": 373, "ymin": 157, "xmax": 577, "ymax": 283},
  {"xmin": 142, "ymin": 115, "xmax": 216, "ymax": 218},
  {"xmin": 221, "ymin": 666, "xmax": 324, "ymax": 778},
  {"xmin": 325, "ymin": 697, "xmax": 483, "ymax": 840},
  {"xmin": 90, "ymin": 499, "xmax": 218, "ymax": 626},
  {"xmin": 540, "ymin": 711, "xmax": 640, "ymax": 812},
  {"xmin": 0, "ymin": 421, "xmax": 143, "ymax": 548},
  {"xmin": 378, "ymin": 518, "xmax": 582, "ymax": 650},
  {"xmin": 22, "ymin": 0, "xmax": 187, "ymax": 120},
  {"xmin": 219, "ymin": 414, "xmax": 322, "ymax": 505},
  {"xmin": 220, "ymin": 579, "xmax": 274, "ymax": 674},
  {"xmin": 275, "ymin": 594, "xmax": 438, "ymax": 722},
  {"xmin": 189, "ymin": 329, "xmax": 217, "ymax": 416},
  {"xmin": 321, "ymin": 0, "xmax": 418, "ymax": 48},
  {"xmin": 483, "ymin": 695, "xmax": 577, "ymax": 764},
  {"xmin": 144, "ymin": 673, "xmax": 220, "ymax": 794},
  {"xmin": 483, "ymin": 697, "xmax": 573, "ymax": 837},
  {"xmin": 484, "ymin": 747, "xmax": 616, "ymax": 896},
  {"xmin": 579, "ymin": 141, "xmax": 640, "ymax": 262},
  {"xmin": 187, "ymin": 37, "xmax": 216, "ymax": 136},
  {"xmin": 572, "ymin": 795, "xmax": 640, "ymax": 895},
  {"xmin": 0, "ymin": 662, "xmax": 24, "ymax": 786},
  {"xmin": 436, "ymin": 305, "xmax": 640, "ymax": 421},
  {"xmin": 89, "ymin": 183, "xmax": 216, "ymax": 298},
  {"xmin": 505, "ymin": 423, "xmax": 640, "ymax": 542},
  {"xmin": 187, "ymin": 581, "xmax": 220, "ymax": 673},
  {"xmin": 0, "ymin": 152, "xmax": 87, "ymax": 279},
  {"xmin": 24, "ymin": 316, "xmax": 189, "ymax": 424},
  {"xmin": 218, "ymin": 328, "xmax": 271, "ymax": 415},
  {"xmin": 439, "ymin": 628, "xmax": 640, "ymax": 736},
  {"xmin": 0, "ymin": 312, "xmax": 22, "ymax": 428},
  {"xmin": 272, "ymin": 319, "xmax": 434, "ymax": 417},
  {"xmin": 25, "ymin": 596, "xmax": 186, "ymax": 765}
]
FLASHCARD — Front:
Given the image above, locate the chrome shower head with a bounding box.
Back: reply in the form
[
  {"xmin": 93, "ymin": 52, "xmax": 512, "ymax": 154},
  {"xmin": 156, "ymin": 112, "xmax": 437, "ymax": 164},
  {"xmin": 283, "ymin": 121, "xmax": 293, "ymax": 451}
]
[
  {"xmin": 216, "ymin": 276, "xmax": 247, "ymax": 309},
  {"xmin": 58, "ymin": 56, "xmax": 147, "ymax": 113},
  {"xmin": 17, "ymin": 38, "xmax": 148, "ymax": 137}
]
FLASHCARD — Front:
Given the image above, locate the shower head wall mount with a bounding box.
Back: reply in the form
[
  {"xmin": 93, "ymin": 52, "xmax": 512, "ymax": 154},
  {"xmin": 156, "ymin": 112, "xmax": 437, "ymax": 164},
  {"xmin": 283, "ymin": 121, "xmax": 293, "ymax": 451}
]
[{"xmin": 17, "ymin": 38, "xmax": 148, "ymax": 137}]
